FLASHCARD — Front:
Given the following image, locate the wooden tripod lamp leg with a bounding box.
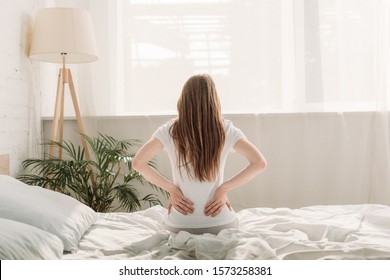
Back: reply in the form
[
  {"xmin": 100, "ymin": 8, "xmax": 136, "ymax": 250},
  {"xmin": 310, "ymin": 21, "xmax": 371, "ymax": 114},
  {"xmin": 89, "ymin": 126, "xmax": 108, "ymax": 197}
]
[
  {"xmin": 49, "ymin": 69, "xmax": 65, "ymax": 158},
  {"xmin": 58, "ymin": 70, "xmax": 66, "ymax": 159},
  {"xmin": 67, "ymin": 69, "xmax": 91, "ymax": 161}
]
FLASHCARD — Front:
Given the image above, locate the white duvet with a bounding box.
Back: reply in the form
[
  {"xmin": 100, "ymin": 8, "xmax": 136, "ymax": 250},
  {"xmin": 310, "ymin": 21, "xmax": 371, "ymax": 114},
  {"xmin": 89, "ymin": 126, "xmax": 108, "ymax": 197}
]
[{"xmin": 63, "ymin": 204, "xmax": 390, "ymax": 260}]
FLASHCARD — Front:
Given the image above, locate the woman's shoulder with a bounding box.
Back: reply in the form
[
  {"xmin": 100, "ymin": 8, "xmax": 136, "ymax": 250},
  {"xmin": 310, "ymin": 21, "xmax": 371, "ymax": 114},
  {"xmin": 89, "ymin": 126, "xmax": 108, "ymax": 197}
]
[
  {"xmin": 222, "ymin": 119, "xmax": 235, "ymax": 130},
  {"xmin": 153, "ymin": 118, "xmax": 175, "ymax": 138},
  {"xmin": 153, "ymin": 118, "xmax": 176, "ymax": 138},
  {"xmin": 223, "ymin": 119, "xmax": 246, "ymax": 141},
  {"xmin": 158, "ymin": 118, "xmax": 176, "ymax": 130}
]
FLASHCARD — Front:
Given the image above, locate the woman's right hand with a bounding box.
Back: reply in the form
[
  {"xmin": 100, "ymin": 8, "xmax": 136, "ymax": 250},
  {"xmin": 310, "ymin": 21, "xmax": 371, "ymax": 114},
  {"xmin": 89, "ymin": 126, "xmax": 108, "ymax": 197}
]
[{"xmin": 168, "ymin": 187, "xmax": 194, "ymax": 215}]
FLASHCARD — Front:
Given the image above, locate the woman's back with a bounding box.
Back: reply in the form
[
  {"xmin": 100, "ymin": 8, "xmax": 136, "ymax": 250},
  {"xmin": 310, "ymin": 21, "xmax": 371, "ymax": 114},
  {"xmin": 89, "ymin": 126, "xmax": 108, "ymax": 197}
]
[
  {"xmin": 132, "ymin": 74, "xmax": 266, "ymax": 234},
  {"xmin": 153, "ymin": 119, "xmax": 246, "ymax": 228}
]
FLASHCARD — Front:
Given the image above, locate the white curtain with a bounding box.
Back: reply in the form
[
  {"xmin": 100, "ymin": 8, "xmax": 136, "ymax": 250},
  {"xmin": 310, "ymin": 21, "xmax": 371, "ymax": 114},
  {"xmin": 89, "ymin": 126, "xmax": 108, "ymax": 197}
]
[
  {"xmin": 68, "ymin": 0, "xmax": 390, "ymax": 208},
  {"xmin": 370, "ymin": 0, "xmax": 390, "ymax": 204},
  {"xmin": 83, "ymin": 0, "xmax": 384, "ymax": 115}
]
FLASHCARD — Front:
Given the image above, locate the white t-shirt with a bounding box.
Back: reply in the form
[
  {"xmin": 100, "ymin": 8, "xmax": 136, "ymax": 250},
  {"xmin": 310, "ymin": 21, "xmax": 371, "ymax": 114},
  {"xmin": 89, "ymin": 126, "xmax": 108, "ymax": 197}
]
[{"xmin": 152, "ymin": 119, "xmax": 246, "ymax": 228}]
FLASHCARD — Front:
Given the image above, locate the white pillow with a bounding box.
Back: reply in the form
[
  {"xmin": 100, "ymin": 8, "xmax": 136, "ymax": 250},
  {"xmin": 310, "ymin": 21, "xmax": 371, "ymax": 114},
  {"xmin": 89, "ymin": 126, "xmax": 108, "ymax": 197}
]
[
  {"xmin": 0, "ymin": 175, "xmax": 98, "ymax": 252},
  {"xmin": 0, "ymin": 218, "xmax": 63, "ymax": 259}
]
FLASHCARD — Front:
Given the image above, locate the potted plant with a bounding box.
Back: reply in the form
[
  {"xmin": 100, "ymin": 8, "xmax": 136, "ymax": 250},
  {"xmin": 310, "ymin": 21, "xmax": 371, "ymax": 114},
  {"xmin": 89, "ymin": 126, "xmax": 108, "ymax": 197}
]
[{"xmin": 17, "ymin": 133, "xmax": 165, "ymax": 212}]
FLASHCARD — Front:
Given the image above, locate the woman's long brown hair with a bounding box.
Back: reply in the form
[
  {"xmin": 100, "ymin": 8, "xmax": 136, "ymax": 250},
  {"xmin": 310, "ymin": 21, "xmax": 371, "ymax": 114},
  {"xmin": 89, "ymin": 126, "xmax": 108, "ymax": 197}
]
[{"xmin": 170, "ymin": 74, "xmax": 225, "ymax": 182}]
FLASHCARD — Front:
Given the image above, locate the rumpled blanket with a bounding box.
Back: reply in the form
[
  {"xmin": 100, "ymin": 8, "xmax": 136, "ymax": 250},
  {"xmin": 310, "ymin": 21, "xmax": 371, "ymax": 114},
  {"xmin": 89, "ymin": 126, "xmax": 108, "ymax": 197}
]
[{"xmin": 63, "ymin": 204, "xmax": 390, "ymax": 260}]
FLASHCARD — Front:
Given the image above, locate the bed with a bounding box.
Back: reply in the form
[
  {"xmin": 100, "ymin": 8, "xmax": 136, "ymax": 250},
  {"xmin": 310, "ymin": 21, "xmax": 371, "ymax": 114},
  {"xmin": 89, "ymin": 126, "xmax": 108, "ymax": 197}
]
[
  {"xmin": 62, "ymin": 203, "xmax": 390, "ymax": 260},
  {"xmin": 1, "ymin": 155, "xmax": 390, "ymax": 260}
]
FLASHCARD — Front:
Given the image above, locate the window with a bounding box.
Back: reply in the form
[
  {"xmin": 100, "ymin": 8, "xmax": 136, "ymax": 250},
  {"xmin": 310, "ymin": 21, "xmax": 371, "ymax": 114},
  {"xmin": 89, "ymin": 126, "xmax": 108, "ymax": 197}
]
[{"xmin": 95, "ymin": 0, "xmax": 380, "ymax": 115}]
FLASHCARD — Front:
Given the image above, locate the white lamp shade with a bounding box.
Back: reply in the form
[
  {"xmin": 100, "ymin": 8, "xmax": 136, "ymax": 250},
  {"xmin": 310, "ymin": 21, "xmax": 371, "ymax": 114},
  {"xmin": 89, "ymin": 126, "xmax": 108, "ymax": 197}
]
[{"xmin": 29, "ymin": 8, "xmax": 99, "ymax": 63}]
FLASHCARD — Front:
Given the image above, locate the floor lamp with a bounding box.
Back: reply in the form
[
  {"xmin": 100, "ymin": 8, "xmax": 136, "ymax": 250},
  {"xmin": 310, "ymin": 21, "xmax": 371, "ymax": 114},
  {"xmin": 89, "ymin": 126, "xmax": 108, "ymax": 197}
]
[{"xmin": 29, "ymin": 7, "xmax": 98, "ymax": 159}]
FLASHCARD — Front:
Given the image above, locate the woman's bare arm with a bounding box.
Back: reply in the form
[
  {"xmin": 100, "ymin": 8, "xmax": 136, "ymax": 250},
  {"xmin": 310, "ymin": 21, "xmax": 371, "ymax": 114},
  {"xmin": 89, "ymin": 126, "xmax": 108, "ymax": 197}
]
[{"xmin": 132, "ymin": 138, "xmax": 194, "ymax": 215}]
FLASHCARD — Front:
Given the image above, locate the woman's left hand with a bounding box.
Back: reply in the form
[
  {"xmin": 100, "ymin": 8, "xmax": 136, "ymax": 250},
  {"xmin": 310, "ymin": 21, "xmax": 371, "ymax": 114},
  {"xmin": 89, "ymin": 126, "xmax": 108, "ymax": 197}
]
[{"xmin": 204, "ymin": 186, "xmax": 232, "ymax": 217}]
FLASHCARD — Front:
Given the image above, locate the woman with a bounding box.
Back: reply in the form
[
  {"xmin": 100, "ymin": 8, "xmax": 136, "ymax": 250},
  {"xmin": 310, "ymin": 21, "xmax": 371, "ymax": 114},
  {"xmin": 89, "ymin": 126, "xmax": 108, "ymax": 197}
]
[{"xmin": 132, "ymin": 74, "xmax": 267, "ymax": 235}]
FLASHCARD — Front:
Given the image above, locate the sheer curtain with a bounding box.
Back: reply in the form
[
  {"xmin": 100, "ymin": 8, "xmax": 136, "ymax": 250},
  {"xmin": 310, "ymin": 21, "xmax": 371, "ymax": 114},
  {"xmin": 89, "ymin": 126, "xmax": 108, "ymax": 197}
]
[
  {"xmin": 85, "ymin": 0, "xmax": 382, "ymax": 115},
  {"xmin": 370, "ymin": 0, "xmax": 390, "ymax": 204},
  {"xmin": 75, "ymin": 0, "xmax": 390, "ymax": 208}
]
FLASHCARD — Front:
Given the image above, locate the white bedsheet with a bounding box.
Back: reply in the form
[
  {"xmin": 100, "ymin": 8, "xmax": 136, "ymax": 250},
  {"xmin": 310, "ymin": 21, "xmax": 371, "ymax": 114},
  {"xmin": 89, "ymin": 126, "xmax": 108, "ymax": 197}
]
[{"xmin": 63, "ymin": 204, "xmax": 390, "ymax": 260}]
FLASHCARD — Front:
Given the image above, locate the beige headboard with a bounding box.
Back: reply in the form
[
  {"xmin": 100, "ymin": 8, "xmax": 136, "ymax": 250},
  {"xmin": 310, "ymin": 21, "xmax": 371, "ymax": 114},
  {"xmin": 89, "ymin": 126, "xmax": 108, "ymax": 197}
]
[{"xmin": 0, "ymin": 154, "xmax": 10, "ymax": 175}]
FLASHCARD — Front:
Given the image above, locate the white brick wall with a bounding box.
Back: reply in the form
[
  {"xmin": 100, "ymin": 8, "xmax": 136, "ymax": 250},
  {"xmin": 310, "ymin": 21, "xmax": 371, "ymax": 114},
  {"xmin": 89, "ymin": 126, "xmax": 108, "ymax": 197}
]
[{"xmin": 0, "ymin": 0, "xmax": 44, "ymax": 176}]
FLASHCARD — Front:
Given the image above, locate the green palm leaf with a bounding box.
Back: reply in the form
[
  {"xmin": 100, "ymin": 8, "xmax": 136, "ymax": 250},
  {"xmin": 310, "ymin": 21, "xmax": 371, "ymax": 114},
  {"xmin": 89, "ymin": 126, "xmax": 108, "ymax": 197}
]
[{"xmin": 17, "ymin": 132, "xmax": 167, "ymax": 212}]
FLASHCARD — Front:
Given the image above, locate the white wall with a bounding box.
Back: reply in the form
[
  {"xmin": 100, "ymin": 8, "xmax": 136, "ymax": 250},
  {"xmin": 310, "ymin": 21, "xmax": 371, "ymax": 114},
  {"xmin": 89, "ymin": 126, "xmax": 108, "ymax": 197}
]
[
  {"xmin": 0, "ymin": 0, "xmax": 45, "ymax": 176},
  {"xmin": 43, "ymin": 112, "xmax": 384, "ymax": 210}
]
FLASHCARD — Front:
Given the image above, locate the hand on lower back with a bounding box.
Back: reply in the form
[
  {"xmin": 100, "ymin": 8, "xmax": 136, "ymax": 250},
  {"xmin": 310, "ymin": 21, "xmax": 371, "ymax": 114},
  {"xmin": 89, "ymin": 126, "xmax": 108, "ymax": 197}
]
[
  {"xmin": 204, "ymin": 187, "xmax": 231, "ymax": 217},
  {"xmin": 169, "ymin": 187, "xmax": 194, "ymax": 215}
]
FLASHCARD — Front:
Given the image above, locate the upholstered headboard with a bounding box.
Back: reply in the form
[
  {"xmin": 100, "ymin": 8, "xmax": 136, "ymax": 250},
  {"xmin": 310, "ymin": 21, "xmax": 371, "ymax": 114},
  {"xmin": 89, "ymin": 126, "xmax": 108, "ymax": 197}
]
[{"xmin": 0, "ymin": 154, "xmax": 10, "ymax": 175}]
